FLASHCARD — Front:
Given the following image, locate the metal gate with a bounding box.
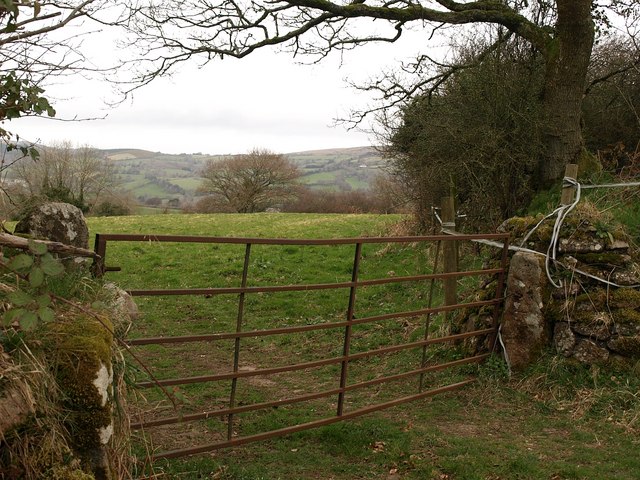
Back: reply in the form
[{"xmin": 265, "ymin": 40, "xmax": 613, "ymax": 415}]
[{"xmin": 94, "ymin": 232, "xmax": 509, "ymax": 459}]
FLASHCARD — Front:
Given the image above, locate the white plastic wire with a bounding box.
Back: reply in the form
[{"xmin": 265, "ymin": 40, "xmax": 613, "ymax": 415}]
[
  {"xmin": 440, "ymin": 176, "xmax": 639, "ymax": 289},
  {"xmin": 581, "ymin": 180, "xmax": 640, "ymax": 189},
  {"xmin": 497, "ymin": 324, "xmax": 511, "ymax": 378}
]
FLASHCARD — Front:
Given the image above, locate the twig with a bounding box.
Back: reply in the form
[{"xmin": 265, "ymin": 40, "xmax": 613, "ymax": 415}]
[{"xmin": 0, "ymin": 233, "xmax": 98, "ymax": 258}]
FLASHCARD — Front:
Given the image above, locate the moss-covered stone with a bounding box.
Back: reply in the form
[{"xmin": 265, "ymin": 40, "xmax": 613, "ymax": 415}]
[
  {"xmin": 47, "ymin": 465, "xmax": 95, "ymax": 480},
  {"xmin": 612, "ymin": 308, "xmax": 640, "ymax": 325},
  {"xmin": 498, "ymin": 216, "xmax": 539, "ymax": 239},
  {"xmin": 43, "ymin": 313, "xmax": 114, "ymax": 478},
  {"xmin": 608, "ymin": 336, "xmax": 640, "ymax": 357},
  {"xmin": 611, "ymin": 289, "xmax": 640, "ymax": 309},
  {"xmin": 571, "ymin": 312, "xmax": 613, "ymax": 341},
  {"xmin": 573, "ymin": 288, "xmax": 640, "ymax": 311},
  {"xmin": 574, "ymin": 252, "xmax": 632, "ymax": 267},
  {"xmin": 577, "ymin": 148, "xmax": 603, "ymax": 178}
]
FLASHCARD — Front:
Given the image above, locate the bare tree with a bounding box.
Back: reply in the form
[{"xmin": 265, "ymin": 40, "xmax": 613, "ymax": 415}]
[
  {"xmin": 0, "ymin": 0, "xmax": 114, "ymax": 212},
  {"xmin": 120, "ymin": 0, "xmax": 639, "ymax": 186},
  {"xmin": 0, "ymin": 1, "xmax": 106, "ymax": 145},
  {"xmin": 13, "ymin": 140, "xmax": 117, "ymax": 211},
  {"xmin": 198, "ymin": 149, "xmax": 300, "ymax": 213}
]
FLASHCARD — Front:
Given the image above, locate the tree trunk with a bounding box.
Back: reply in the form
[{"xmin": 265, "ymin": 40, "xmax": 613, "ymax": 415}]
[{"xmin": 538, "ymin": 0, "xmax": 595, "ymax": 186}]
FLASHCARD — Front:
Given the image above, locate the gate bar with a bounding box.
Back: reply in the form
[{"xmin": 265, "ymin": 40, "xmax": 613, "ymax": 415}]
[
  {"xmin": 337, "ymin": 242, "xmax": 362, "ymax": 416},
  {"xmin": 132, "ymin": 354, "xmax": 489, "ymax": 429},
  {"xmin": 127, "ymin": 298, "xmax": 503, "ymax": 346},
  {"xmin": 228, "ymin": 243, "xmax": 252, "ymax": 440},
  {"xmin": 124, "ymin": 268, "xmax": 503, "ymax": 297},
  {"xmin": 419, "ymin": 240, "xmax": 442, "ymax": 392},
  {"xmin": 135, "ymin": 328, "xmax": 495, "ymax": 388},
  {"xmin": 93, "ymin": 233, "xmax": 510, "ymax": 245},
  {"xmin": 153, "ymin": 380, "xmax": 475, "ymax": 459}
]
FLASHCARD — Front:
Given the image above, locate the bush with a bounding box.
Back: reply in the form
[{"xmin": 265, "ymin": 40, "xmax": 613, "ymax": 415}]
[
  {"xmin": 384, "ymin": 36, "xmax": 544, "ymax": 231},
  {"xmin": 91, "ymin": 201, "xmax": 132, "ymax": 217},
  {"xmin": 282, "ymin": 187, "xmax": 399, "ymax": 214}
]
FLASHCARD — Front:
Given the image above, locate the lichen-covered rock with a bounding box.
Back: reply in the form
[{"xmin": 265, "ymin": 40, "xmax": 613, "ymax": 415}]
[
  {"xmin": 612, "ymin": 309, "xmax": 640, "ymax": 336},
  {"xmin": 573, "ymin": 338, "xmax": 610, "ymax": 364},
  {"xmin": 15, "ymin": 202, "xmax": 89, "ymax": 249},
  {"xmin": 571, "ymin": 312, "xmax": 612, "ymax": 341},
  {"xmin": 45, "ymin": 314, "xmax": 115, "ymax": 479},
  {"xmin": 501, "ymin": 252, "xmax": 550, "ymax": 370},
  {"xmin": 553, "ymin": 322, "xmax": 575, "ymax": 357},
  {"xmin": 558, "ymin": 237, "xmax": 608, "ymax": 254},
  {"xmin": 0, "ymin": 382, "xmax": 35, "ymax": 437},
  {"xmin": 574, "ymin": 252, "xmax": 632, "ymax": 267},
  {"xmin": 607, "ymin": 336, "xmax": 640, "ymax": 357},
  {"xmin": 610, "ymin": 270, "xmax": 640, "ymax": 286},
  {"xmin": 104, "ymin": 282, "xmax": 139, "ymax": 321},
  {"xmin": 609, "ymin": 240, "xmax": 631, "ymax": 250},
  {"xmin": 610, "ymin": 288, "xmax": 640, "ymax": 308}
]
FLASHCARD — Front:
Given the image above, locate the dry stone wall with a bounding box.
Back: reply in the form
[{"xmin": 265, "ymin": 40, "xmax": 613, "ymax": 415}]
[
  {"xmin": 498, "ymin": 204, "xmax": 640, "ymax": 368},
  {"xmin": 1, "ymin": 202, "xmax": 133, "ymax": 479}
]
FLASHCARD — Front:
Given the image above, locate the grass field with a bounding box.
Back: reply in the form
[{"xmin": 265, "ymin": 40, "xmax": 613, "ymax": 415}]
[{"xmin": 87, "ymin": 213, "xmax": 640, "ymax": 480}]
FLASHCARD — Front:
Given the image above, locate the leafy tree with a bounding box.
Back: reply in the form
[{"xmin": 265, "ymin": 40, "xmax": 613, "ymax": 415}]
[
  {"xmin": 121, "ymin": 0, "xmax": 638, "ymax": 187},
  {"xmin": 198, "ymin": 149, "xmax": 301, "ymax": 213}
]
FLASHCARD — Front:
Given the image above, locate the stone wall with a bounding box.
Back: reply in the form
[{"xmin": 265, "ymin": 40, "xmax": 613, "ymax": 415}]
[
  {"xmin": 1, "ymin": 202, "xmax": 133, "ymax": 479},
  {"xmin": 498, "ymin": 203, "xmax": 640, "ymax": 368}
]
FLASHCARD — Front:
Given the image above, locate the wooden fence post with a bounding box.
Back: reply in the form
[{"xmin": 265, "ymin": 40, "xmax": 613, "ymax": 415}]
[
  {"xmin": 561, "ymin": 163, "xmax": 579, "ymax": 205},
  {"xmin": 441, "ymin": 196, "xmax": 458, "ymax": 307}
]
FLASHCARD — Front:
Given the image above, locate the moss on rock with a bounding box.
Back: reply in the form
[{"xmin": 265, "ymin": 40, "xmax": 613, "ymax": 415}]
[
  {"xmin": 612, "ymin": 308, "xmax": 640, "ymax": 325},
  {"xmin": 611, "ymin": 289, "xmax": 640, "ymax": 309},
  {"xmin": 574, "ymin": 252, "xmax": 632, "ymax": 267},
  {"xmin": 43, "ymin": 313, "xmax": 114, "ymax": 475},
  {"xmin": 608, "ymin": 336, "xmax": 640, "ymax": 357}
]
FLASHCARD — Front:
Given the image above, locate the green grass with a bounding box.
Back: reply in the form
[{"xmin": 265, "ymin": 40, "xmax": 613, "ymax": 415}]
[
  {"xmin": 300, "ymin": 172, "xmax": 337, "ymax": 184},
  {"xmin": 525, "ymin": 173, "xmax": 640, "ymax": 240},
  {"xmin": 345, "ymin": 176, "xmax": 370, "ymax": 190},
  {"xmin": 85, "ymin": 213, "xmax": 640, "ymax": 479},
  {"xmin": 168, "ymin": 177, "xmax": 201, "ymax": 190}
]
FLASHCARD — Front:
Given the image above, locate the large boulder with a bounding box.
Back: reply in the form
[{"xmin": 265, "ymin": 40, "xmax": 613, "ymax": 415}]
[{"xmin": 15, "ymin": 202, "xmax": 89, "ymax": 249}]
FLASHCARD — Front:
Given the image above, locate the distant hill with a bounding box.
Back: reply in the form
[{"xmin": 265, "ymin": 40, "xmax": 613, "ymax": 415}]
[{"xmin": 101, "ymin": 146, "xmax": 385, "ymax": 205}]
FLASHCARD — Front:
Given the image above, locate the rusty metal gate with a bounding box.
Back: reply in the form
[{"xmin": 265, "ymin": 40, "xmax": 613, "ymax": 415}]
[{"xmin": 94, "ymin": 232, "xmax": 509, "ymax": 459}]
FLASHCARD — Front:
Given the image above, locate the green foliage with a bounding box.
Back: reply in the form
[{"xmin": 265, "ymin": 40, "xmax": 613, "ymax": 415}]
[
  {"xmin": 0, "ymin": 71, "xmax": 55, "ymax": 160},
  {"xmin": 92, "ymin": 200, "xmax": 132, "ymax": 217},
  {"xmin": 40, "ymin": 185, "xmax": 87, "ymax": 212},
  {"xmin": 1, "ymin": 240, "xmax": 64, "ymax": 331},
  {"xmin": 478, "ymin": 353, "xmax": 510, "ymax": 381}
]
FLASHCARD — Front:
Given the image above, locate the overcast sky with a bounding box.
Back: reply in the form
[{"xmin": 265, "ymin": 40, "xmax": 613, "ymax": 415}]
[{"xmin": 13, "ymin": 18, "xmax": 430, "ymax": 156}]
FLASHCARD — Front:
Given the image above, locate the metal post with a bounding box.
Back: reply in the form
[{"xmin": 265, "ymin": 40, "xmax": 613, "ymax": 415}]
[
  {"xmin": 337, "ymin": 242, "xmax": 362, "ymax": 416},
  {"xmin": 228, "ymin": 243, "xmax": 252, "ymax": 440},
  {"xmin": 92, "ymin": 233, "xmax": 106, "ymax": 277},
  {"xmin": 418, "ymin": 240, "xmax": 441, "ymax": 392},
  {"xmin": 441, "ymin": 196, "xmax": 458, "ymax": 307},
  {"xmin": 489, "ymin": 237, "xmax": 510, "ymax": 352}
]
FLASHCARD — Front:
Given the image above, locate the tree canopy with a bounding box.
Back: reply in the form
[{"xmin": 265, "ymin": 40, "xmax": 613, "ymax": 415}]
[
  {"xmin": 122, "ymin": 0, "xmax": 639, "ymax": 186},
  {"xmin": 198, "ymin": 149, "xmax": 301, "ymax": 213}
]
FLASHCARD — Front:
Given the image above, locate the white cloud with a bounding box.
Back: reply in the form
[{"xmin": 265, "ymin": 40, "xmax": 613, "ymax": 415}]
[{"xmin": 11, "ymin": 22, "xmax": 427, "ymax": 155}]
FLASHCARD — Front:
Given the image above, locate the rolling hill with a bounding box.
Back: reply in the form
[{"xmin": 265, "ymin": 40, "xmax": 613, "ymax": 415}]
[{"xmin": 101, "ymin": 146, "xmax": 386, "ymax": 205}]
